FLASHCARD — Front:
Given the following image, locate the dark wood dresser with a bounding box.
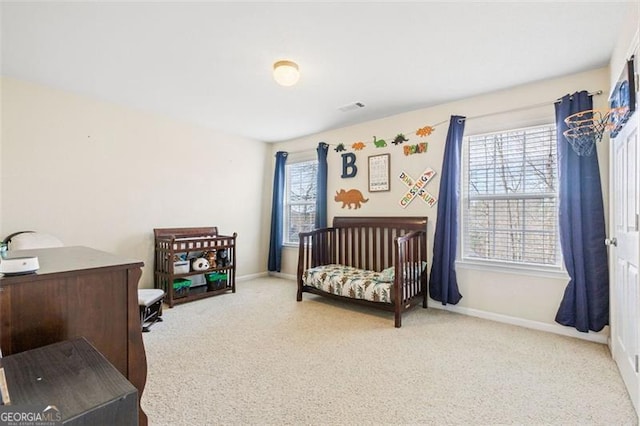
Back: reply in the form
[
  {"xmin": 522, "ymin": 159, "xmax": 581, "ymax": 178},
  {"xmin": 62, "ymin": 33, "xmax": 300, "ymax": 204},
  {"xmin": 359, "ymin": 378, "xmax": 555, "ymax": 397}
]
[{"xmin": 0, "ymin": 246, "xmax": 148, "ymax": 425}]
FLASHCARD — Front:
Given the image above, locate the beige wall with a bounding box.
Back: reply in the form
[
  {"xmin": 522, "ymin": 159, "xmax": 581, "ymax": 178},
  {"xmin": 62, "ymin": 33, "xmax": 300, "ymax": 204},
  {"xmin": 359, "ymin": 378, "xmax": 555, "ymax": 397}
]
[
  {"xmin": 268, "ymin": 67, "xmax": 611, "ymax": 331},
  {"xmin": 0, "ymin": 77, "xmax": 269, "ymax": 287}
]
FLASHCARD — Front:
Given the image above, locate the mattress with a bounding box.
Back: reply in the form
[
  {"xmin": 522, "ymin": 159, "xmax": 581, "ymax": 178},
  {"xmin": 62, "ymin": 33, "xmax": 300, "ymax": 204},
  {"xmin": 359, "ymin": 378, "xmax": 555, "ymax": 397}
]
[{"xmin": 302, "ymin": 264, "xmax": 393, "ymax": 303}]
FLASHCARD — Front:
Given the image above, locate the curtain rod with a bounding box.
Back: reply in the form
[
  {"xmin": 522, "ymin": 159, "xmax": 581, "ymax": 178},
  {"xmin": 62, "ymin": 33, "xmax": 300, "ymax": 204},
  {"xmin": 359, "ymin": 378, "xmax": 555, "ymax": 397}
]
[
  {"xmin": 554, "ymin": 89, "xmax": 603, "ymax": 103},
  {"xmin": 433, "ymin": 90, "xmax": 604, "ymax": 126}
]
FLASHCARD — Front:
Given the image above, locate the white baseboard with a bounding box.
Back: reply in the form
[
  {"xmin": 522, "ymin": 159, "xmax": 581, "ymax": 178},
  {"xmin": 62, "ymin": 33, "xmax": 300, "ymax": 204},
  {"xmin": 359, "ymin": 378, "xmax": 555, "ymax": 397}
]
[
  {"xmin": 236, "ymin": 271, "xmax": 268, "ymax": 282},
  {"xmin": 429, "ymin": 302, "xmax": 608, "ymax": 344},
  {"xmin": 267, "ymin": 271, "xmax": 297, "ymax": 281}
]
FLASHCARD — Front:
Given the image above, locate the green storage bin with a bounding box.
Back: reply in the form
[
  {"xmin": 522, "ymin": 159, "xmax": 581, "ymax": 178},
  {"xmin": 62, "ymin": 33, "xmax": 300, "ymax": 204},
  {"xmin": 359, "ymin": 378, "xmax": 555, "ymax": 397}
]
[
  {"xmin": 205, "ymin": 272, "xmax": 227, "ymax": 291},
  {"xmin": 173, "ymin": 278, "xmax": 191, "ymax": 298},
  {"xmin": 205, "ymin": 272, "xmax": 227, "ymax": 281}
]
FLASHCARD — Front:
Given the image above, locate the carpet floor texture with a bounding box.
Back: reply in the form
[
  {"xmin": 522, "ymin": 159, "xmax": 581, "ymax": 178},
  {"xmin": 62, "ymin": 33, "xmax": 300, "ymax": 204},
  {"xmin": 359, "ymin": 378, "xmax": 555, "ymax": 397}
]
[{"xmin": 141, "ymin": 277, "xmax": 637, "ymax": 425}]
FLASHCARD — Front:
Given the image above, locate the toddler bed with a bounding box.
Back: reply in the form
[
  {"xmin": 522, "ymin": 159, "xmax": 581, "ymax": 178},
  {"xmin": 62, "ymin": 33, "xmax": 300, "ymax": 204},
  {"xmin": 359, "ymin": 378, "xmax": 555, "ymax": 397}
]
[{"xmin": 297, "ymin": 216, "xmax": 428, "ymax": 327}]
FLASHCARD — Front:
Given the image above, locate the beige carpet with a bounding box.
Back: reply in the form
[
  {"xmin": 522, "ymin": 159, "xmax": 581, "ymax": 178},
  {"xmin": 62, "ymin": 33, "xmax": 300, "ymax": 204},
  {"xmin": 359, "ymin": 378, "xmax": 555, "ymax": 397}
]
[{"xmin": 141, "ymin": 276, "xmax": 637, "ymax": 425}]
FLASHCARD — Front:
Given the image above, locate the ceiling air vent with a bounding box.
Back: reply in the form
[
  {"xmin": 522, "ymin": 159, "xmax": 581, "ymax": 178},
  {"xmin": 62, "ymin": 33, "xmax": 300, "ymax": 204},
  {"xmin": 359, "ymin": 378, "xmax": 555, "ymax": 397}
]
[{"xmin": 338, "ymin": 102, "xmax": 365, "ymax": 112}]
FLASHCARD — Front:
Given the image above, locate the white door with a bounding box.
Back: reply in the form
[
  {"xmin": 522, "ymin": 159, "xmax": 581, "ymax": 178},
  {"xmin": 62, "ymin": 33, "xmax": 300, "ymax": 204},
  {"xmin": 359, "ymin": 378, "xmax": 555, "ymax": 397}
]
[{"xmin": 610, "ymin": 110, "xmax": 640, "ymax": 414}]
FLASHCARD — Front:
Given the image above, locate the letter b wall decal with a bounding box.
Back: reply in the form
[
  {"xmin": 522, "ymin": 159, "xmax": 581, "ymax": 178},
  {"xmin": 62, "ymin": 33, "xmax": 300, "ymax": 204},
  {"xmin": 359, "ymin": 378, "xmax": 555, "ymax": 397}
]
[{"xmin": 341, "ymin": 153, "xmax": 357, "ymax": 178}]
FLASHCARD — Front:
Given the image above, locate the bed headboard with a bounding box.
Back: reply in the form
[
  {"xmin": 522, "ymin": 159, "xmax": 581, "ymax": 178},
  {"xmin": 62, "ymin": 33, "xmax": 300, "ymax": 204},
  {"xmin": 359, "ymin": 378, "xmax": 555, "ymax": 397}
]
[
  {"xmin": 332, "ymin": 216, "xmax": 427, "ymax": 231},
  {"xmin": 327, "ymin": 216, "xmax": 428, "ymax": 271}
]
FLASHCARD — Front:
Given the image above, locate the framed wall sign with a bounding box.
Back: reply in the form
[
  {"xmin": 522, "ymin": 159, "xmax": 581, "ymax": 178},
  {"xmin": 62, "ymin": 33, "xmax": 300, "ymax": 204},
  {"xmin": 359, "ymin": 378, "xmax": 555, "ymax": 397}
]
[
  {"xmin": 609, "ymin": 55, "xmax": 636, "ymax": 138},
  {"xmin": 368, "ymin": 154, "xmax": 390, "ymax": 192}
]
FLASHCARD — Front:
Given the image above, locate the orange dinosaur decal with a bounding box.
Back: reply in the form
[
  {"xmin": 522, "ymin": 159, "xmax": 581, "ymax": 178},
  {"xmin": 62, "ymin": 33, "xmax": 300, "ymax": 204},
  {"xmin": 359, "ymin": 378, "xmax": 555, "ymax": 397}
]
[
  {"xmin": 352, "ymin": 141, "xmax": 366, "ymax": 151},
  {"xmin": 416, "ymin": 126, "xmax": 435, "ymax": 137},
  {"xmin": 334, "ymin": 189, "xmax": 369, "ymax": 209}
]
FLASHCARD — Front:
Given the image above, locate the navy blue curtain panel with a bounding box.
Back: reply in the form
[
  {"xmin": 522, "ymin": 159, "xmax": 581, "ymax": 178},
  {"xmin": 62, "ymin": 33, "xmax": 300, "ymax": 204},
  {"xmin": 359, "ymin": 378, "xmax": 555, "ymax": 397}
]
[
  {"xmin": 315, "ymin": 142, "xmax": 329, "ymax": 229},
  {"xmin": 268, "ymin": 151, "xmax": 288, "ymax": 272},
  {"xmin": 429, "ymin": 115, "xmax": 466, "ymax": 305},
  {"xmin": 555, "ymin": 91, "xmax": 609, "ymax": 332}
]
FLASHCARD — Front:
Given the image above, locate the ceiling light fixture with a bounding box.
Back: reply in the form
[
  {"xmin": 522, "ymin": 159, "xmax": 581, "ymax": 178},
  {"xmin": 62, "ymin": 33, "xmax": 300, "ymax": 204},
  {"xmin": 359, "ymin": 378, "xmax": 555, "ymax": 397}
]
[{"xmin": 273, "ymin": 60, "xmax": 300, "ymax": 87}]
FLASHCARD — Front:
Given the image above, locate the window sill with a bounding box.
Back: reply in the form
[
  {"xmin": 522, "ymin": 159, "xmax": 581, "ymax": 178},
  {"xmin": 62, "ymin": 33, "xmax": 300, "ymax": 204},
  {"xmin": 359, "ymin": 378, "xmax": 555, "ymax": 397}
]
[
  {"xmin": 283, "ymin": 243, "xmax": 299, "ymax": 249},
  {"xmin": 455, "ymin": 259, "xmax": 569, "ymax": 280}
]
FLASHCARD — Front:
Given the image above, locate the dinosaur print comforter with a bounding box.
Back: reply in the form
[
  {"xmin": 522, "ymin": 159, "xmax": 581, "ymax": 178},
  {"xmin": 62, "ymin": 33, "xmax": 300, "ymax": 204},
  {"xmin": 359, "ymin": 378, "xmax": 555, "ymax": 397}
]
[{"xmin": 301, "ymin": 264, "xmax": 393, "ymax": 303}]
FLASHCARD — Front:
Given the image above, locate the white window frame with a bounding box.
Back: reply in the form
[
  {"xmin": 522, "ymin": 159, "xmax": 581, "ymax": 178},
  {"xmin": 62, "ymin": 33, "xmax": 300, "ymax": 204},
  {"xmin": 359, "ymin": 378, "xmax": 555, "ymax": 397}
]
[
  {"xmin": 283, "ymin": 153, "xmax": 318, "ymax": 247},
  {"xmin": 457, "ymin": 123, "xmax": 566, "ymax": 278}
]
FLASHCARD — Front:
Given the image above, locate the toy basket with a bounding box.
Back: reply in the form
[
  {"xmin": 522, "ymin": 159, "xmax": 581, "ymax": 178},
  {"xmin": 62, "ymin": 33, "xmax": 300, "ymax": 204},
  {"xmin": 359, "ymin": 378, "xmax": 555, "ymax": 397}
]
[
  {"xmin": 173, "ymin": 278, "xmax": 191, "ymax": 299},
  {"xmin": 205, "ymin": 272, "xmax": 228, "ymax": 291}
]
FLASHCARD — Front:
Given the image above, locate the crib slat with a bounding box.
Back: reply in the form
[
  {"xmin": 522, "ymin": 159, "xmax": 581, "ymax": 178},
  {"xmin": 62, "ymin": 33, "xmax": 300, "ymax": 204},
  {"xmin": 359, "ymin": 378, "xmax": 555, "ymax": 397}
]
[{"xmin": 371, "ymin": 227, "xmax": 378, "ymax": 271}]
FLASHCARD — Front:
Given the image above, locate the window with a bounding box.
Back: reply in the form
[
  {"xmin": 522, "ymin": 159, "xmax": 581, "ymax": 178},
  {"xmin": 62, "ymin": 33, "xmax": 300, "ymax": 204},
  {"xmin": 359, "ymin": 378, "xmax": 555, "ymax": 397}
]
[
  {"xmin": 284, "ymin": 159, "xmax": 318, "ymax": 245},
  {"xmin": 461, "ymin": 124, "xmax": 561, "ymax": 268}
]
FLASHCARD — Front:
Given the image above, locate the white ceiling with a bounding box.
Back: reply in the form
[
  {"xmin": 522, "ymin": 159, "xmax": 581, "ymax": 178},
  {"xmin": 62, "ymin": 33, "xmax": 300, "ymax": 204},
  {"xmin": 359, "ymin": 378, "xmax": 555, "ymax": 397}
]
[{"xmin": 0, "ymin": 1, "xmax": 633, "ymax": 142}]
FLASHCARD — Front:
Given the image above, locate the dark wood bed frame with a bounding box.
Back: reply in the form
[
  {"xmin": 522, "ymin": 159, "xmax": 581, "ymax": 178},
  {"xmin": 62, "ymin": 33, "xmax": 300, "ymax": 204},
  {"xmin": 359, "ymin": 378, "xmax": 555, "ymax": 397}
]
[{"xmin": 297, "ymin": 216, "xmax": 428, "ymax": 327}]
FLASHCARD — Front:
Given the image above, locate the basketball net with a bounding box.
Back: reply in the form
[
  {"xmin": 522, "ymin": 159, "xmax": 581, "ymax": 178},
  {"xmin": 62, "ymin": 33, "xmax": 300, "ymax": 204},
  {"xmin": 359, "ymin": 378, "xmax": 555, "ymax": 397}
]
[{"xmin": 563, "ymin": 108, "xmax": 626, "ymax": 156}]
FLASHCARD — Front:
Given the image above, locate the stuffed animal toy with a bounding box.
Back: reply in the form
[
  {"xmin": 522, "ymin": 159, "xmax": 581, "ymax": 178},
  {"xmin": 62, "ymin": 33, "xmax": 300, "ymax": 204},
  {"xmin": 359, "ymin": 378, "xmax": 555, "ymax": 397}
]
[
  {"xmin": 191, "ymin": 257, "xmax": 210, "ymax": 271},
  {"xmin": 216, "ymin": 249, "xmax": 229, "ymax": 268},
  {"xmin": 204, "ymin": 250, "xmax": 217, "ymax": 266}
]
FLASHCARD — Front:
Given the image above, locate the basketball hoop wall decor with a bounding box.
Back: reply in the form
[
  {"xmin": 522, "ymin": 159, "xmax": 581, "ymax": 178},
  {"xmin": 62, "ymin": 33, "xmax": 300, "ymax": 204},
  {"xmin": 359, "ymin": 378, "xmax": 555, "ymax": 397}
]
[
  {"xmin": 563, "ymin": 109, "xmax": 612, "ymax": 156},
  {"xmin": 564, "ymin": 56, "xmax": 637, "ymax": 157},
  {"xmin": 609, "ymin": 55, "xmax": 636, "ymax": 138}
]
